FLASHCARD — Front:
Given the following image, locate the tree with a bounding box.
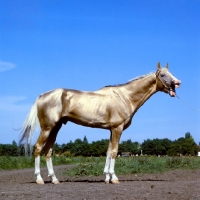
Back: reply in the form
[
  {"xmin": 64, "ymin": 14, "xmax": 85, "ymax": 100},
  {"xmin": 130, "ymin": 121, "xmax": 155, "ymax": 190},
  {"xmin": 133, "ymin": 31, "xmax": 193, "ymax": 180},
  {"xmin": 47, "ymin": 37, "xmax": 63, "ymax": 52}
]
[
  {"xmin": 167, "ymin": 133, "xmax": 198, "ymax": 156},
  {"xmin": 83, "ymin": 136, "xmax": 88, "ymax": 144},
  {"xmin": 0, "ymin": 132, "xmax": 198, "ymax": 157},
  {"xmin": 53, "ymin": 143, "xmax": 61, "ymax": 155},
  {"xmin": 141, "ymin": 138, "xmax": 172, "ymax": 155},
  {"xmin": 185, "ymin": 132, "xmax": 191, "ymax": 139},
  {"xmin": 118, "ymin": 139, "xmax": 140, "ymax": 155},
  {"xmin": 81, "ymin": 136, "xmax": 90, "ymax": 156},
  {"xmin": 90, "ymin": 139, "xmax": 109, "ymax": 156},
  {"xmin": 182, "ymin": 133, "xmax": 197, "ymax": 155},
  {"xmin": 0, "ymin": 140, "xmax": 22, "ymax": 156}
]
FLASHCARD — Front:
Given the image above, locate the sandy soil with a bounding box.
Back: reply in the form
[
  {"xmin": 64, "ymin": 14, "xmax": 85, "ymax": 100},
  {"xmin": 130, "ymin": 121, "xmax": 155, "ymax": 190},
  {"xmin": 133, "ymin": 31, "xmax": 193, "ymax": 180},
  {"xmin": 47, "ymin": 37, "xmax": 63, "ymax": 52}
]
[{"xmin": 0, "ymin": 165, "xmax": 200, "ymax": 200}]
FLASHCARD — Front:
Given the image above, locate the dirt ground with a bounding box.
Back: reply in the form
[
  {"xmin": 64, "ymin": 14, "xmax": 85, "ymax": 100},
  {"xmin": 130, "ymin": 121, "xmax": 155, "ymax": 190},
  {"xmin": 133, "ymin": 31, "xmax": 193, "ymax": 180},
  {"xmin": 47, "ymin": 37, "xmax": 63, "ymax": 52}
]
[{"xmin": 0, "ymin": 165, "xmax": 200, "ymax": 200}]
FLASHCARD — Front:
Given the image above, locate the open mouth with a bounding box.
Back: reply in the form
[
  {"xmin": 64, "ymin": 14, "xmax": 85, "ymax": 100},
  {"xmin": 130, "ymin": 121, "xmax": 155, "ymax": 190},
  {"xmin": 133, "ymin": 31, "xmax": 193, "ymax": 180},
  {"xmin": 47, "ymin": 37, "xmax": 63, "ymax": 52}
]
[{"xmin": 169, "ymin": 82, "xmax": 181, "ymax": 97}]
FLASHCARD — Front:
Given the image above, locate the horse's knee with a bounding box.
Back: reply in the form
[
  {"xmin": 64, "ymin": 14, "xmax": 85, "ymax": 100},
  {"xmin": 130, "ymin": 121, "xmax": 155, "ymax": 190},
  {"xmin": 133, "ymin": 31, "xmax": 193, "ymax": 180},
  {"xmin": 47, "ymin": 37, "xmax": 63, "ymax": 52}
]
[{"xmin": 111, "ymin": 151, "xmax": 118, "ymax": 159}]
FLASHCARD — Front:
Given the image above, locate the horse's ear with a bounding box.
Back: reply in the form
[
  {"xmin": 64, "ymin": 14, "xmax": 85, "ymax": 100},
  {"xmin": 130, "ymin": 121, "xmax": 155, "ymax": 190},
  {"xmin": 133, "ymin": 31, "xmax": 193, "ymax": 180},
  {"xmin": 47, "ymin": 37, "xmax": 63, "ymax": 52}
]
[
  {"xmin": 166, "ymin": 63, "xmax": 168, "ymax": 69},
  {"xmin": 157, "ymin": 62, "xmax": 161, "ymax": 69}
]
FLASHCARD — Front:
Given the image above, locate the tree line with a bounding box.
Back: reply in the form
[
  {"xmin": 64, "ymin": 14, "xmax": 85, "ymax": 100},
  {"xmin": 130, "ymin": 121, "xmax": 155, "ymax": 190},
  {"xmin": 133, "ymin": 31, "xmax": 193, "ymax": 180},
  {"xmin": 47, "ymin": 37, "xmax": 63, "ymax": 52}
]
[
  {"xmin": 142, "ymin": 132, "xmax": 198, "ymax": 156},
  {"xmin": 0, "ymin": 132, "xmax": 199, "ymax": 157}
]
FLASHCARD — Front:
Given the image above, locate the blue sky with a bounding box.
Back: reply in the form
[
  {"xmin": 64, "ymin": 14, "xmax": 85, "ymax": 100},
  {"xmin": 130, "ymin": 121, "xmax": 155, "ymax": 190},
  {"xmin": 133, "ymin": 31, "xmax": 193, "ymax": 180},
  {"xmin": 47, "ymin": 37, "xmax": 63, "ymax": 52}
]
[{"xmin": 0, "ymin": 0, "xmax": 200, "ymax": 145}]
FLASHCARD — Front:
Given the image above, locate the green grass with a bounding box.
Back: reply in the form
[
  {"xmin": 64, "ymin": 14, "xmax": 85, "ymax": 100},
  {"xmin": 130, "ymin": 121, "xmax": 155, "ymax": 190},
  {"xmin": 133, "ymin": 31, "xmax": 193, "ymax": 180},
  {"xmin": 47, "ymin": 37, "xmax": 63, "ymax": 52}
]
[
  {"xmin": 0, "ymin": 155, "xmax": 105, "ymax": 170},
  {"xmin": 64, "ymin": 156, "xmax": 200, "ymax": 177},
  {"xmin": 0, "ymin": 155, "xmax": 73, "ymax": 170},
  {"xmin": 1, "ymin": 156, "xmax": 200, "ymax": 177},
  {"xmin": 0, "ymin": 156, "xmax": 35, "ymax": 170}
]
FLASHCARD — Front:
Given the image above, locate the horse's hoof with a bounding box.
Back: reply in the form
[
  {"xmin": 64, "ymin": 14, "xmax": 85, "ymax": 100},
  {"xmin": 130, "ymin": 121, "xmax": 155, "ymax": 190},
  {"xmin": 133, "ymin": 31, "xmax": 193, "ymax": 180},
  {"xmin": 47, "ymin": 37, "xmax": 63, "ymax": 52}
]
[
  {"xmin": 36, "ymin": 179, "xmax": 44, "ymax": 184},
  {"xmin": 105, "ymin": 180, "xmax": 110, "ymax": 184},
  {"xmin": 52, "ymin": 179, "xmax": 60, "ymax": 184},
  {"xmin": 111, "ymin": 179, "xmax": 120, "ymax": 184}
]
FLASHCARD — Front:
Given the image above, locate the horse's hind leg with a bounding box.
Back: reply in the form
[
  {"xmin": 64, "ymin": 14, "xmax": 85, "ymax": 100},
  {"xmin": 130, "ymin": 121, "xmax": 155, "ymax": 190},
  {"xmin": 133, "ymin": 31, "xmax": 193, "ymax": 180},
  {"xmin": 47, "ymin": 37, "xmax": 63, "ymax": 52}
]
[
  {"xmin": 34, "ymin": 122, "xmax": 62, "ymax": 184},
  {"xmin": 43, "ymin": 122, "xmax": 62, "ymax": 184},
  {"xmin": 34, "ymin": 128, "xmax": 52, "ymax": 184}
]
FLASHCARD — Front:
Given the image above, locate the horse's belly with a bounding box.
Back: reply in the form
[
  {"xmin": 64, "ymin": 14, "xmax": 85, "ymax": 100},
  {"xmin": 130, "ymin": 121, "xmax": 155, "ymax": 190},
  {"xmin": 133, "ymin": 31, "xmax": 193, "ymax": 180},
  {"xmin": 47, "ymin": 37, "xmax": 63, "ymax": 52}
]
[
  {"xmin": 67, "ymin": 107, "xmax": 110, "ymax": 128},
  {"xmin": 67, "ymin": 116, "xmax": 110, "ymax": 129},
  {"xmin": 66, "ymin": 106, "xmax": 130, "ymax": 129}
]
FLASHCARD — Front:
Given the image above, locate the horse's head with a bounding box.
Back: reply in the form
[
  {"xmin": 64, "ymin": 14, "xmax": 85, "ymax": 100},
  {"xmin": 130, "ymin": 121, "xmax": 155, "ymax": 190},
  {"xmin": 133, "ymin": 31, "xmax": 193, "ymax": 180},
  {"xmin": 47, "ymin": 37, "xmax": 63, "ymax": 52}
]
[{"xmin": 156, "ymin": 62, "xmax": 181, "ymax": 97}]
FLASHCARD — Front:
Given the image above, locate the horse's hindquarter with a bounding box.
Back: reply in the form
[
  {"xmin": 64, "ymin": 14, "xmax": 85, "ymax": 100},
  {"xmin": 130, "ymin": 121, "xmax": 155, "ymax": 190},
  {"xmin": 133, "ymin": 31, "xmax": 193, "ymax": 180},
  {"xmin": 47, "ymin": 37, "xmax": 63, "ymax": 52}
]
[
  {"xmin": 61, "ymin": 89, "xmax": 133, "ymax": 129},
  {"xmin": 37, "ymin": 89, "xmax": 64, "ymax": 128}
]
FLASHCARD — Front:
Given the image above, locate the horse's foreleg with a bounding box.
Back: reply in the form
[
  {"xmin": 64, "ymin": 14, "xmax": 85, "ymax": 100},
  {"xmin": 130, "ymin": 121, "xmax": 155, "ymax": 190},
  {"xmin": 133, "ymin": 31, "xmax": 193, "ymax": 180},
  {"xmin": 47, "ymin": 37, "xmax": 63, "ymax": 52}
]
[
  {"xmin": 109, "ymin": 157, "xmax": 119, "ymax": 184},
  {"xmin": 104, "ymin": 156, "xmax": 119, "ymax": 183},
  {"xmin": 104, "ymin": 132, "xmax": 112, "ymax": 183},
  {"xmin": 104, "ymin": 154, "xmax": 112, "ymax": 183},
  {"xmin": 104, "ymin": 126, "xmax": 122, "ymax": 184}
]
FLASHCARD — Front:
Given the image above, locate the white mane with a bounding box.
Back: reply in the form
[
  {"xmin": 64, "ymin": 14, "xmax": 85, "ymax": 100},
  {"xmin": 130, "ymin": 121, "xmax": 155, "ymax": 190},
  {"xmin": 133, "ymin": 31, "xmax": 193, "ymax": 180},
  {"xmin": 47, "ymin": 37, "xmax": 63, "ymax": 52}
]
[{"xmin": 128, "ymin": 72, "xmax": 154, "ymax": 82}]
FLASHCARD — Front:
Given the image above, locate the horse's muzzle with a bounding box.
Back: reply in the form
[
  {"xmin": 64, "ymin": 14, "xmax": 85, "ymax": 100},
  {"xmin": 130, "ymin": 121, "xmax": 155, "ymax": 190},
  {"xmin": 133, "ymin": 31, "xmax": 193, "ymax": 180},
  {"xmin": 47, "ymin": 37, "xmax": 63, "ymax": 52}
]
[
  {"xmin": 173, "ymin": 79, "xmax": 181, "ymax": 88},
  {"xmin": 169, "ymin": 79, "xmax": 181, "ymax": 97}
]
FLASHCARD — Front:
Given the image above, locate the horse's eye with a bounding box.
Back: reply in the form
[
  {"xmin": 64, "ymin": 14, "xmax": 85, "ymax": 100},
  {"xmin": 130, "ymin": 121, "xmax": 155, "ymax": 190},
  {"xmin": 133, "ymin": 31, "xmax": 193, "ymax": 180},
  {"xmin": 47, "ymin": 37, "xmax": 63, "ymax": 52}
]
[{"xmin": 160, "ymin": 73, "xmax": 165, "ymax": 77}]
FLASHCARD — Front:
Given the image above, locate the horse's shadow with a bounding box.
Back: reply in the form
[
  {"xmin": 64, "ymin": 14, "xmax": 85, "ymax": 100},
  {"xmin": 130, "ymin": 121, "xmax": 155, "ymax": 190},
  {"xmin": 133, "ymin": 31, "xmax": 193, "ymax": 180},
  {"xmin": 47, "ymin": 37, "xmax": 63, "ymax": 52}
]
[{"xmin": 28, "ymin": 178, "xmax": 166, "ymax": 184}]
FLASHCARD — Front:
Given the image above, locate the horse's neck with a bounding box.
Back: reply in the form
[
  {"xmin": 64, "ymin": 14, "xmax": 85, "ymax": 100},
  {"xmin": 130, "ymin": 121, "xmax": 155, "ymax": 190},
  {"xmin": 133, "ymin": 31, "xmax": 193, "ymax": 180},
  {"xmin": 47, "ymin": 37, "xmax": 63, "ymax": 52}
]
[{"xmin": 123, "ymin": 73, "xmax": 157, "ymax": 111}]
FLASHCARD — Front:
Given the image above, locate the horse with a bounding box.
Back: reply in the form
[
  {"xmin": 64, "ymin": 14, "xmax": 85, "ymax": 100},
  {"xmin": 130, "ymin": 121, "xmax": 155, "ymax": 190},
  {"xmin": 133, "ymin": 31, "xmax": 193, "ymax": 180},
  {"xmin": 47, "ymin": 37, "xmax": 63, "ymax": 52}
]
[{"xmin": 19, "ymin": 62, "xmax": 181, "ymax": 184}]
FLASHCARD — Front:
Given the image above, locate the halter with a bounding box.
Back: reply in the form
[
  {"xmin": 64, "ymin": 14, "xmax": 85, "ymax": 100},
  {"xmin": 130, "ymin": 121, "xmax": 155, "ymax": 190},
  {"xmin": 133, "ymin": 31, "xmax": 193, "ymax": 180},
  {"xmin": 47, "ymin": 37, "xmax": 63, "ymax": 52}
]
[{"xmin": 155, "ymin": 70, "xmax": 172, "ymax": 93}]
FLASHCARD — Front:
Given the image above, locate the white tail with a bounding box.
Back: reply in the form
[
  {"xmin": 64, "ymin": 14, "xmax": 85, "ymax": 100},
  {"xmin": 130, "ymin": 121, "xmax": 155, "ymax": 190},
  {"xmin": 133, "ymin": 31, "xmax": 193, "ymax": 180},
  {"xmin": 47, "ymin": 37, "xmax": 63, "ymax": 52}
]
[{"xmin": 19, "ymin": 98, "xmax": 39, "ymax": 149}]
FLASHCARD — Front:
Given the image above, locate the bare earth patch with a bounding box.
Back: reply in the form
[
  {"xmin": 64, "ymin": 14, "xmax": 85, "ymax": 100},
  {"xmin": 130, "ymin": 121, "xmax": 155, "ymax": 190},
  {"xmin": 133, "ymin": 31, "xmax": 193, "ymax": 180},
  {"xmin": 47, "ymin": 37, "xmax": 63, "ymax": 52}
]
[{"xmin": 0, "ymin": 165, "xmax": 200, "ymax": 199}]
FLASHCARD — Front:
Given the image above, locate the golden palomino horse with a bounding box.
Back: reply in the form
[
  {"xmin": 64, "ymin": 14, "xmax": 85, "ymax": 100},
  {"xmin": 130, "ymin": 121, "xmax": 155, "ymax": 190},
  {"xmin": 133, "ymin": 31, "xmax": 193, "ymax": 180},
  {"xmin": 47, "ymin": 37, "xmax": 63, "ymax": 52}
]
[{"xmin": 19, "ymin": 62, "xmax": 181, "ymax": 184}]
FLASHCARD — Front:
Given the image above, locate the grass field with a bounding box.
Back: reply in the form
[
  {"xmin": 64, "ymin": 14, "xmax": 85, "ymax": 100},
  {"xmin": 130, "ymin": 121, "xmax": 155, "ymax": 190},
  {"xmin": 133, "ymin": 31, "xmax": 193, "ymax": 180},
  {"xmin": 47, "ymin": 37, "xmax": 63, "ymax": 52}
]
[{"xmin": 1, "ymin": 156, "xmax": 200, "ymax": 177}]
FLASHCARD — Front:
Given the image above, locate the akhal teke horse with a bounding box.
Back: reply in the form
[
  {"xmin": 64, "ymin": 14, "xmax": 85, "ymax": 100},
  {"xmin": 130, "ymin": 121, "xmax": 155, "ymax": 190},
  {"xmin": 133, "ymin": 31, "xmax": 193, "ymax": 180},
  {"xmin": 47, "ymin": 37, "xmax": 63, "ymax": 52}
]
[{"xmin": 19, "ymin": 62, "xmax": 181, "ymax": 184}]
